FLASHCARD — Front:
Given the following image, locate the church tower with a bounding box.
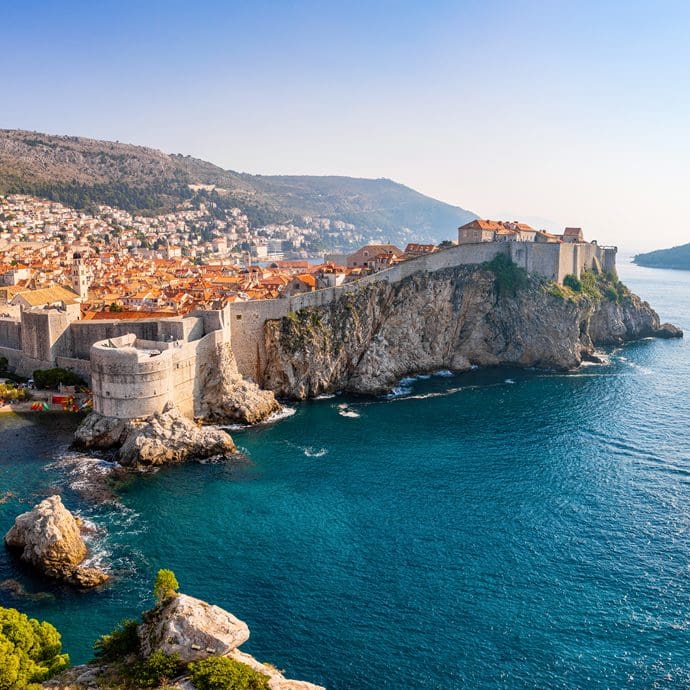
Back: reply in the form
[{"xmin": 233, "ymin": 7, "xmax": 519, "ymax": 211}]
[{"xmin": 71, "ymin": 253, "xmax": 90, "ymax": 300}]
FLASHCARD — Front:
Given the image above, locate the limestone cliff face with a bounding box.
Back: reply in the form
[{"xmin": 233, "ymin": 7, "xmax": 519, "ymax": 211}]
[
  {"xmin": 4, "ymin": 496, "xmax": 108, "ymax": 588},
  {"xmin": 197, "ymin": 342, "xmax": 281, "ymax": 425},
  {"xmin": 261, "ymin": 265, "xmax": 682, "ymax": 398},
  {"xmin": 588, "ymin": 293, "xmax": 681, "ymax": 345}
]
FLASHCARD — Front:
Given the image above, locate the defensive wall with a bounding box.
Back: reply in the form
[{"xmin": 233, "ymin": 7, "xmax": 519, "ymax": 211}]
[
  {"xmin": 228, "ymin": 240, "xmax": 617, "ymax": 380},
  {"xmin": 0, "ymin": 310, "xmax": 221, "ymax": 380},
  {"xmin": 0, "ymin": 307, "xmax": 80, "ymax": 377},
  {"xmin": 90, "ymin": 328, "xmax": 223, "ymax": 419},
  {"xmin": 0, "ymin": 240, "xmax": 617, "ymax": 406}
]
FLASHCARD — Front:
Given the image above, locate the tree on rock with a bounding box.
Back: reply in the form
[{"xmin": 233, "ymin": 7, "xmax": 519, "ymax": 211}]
[
  {"xmin": 0, "ymin": 606, "xmax": 69, "ymax": 689},
  {"xmin": 154, "ymin": 568, "xmax": 179, "ymax": 604}
]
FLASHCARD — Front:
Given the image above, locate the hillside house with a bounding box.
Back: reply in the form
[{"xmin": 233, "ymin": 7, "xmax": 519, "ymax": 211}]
[
  {"xmin": 347, "ymin": 244, "xmax": 404, "ymax": 269},
  {"xmin": 284, "ymin": 274, "xmax": 317, "ymax": 296},
  {"xmin": 404, "ymin": 243, "xmax": 438, "ymax": 256},
  {"xmin": 563, "ymin": 227, "xmax": 584, "ymax": 243}
]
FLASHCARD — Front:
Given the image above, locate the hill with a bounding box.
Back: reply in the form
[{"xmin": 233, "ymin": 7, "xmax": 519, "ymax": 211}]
[
  {"xmin": 0, "ymin": 129, "xmax": 476, "ymax": 245},
  {"xmin": 634, "ymin": 243, "xmax": 690, "ymax": 270}
]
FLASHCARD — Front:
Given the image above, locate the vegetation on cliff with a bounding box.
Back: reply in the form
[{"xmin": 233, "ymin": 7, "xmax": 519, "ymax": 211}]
[
  {"xmin": 188, "ymin": 657, "xmax": 269, "ymax": 690},
  {"xmin": 634, "ymin": 242, "xmax": 690, "ymax": 270},
  {"xmin": 550, "ymin": 270, "xmax": 631, "ymax": 304},
  {"xmin": 483, "ymin": 253, "xmax": 529, "ymax": 296},
  {"xmin": 153, "ymin": 569, "xmax": 179, "ymax": 604},
  {"xmin": 0, "ymin": 606, "xmax": 69, "ymax": 689}
]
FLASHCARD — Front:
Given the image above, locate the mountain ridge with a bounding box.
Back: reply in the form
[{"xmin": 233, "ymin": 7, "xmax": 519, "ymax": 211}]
[{"xmin": 0, "ymin": 129, "xmax": 477, "ymax": 245}]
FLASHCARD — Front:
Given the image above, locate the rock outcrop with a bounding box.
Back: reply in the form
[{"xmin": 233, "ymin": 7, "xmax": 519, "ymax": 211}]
[
  {"xmin": 139, "ymin": 593, "xmax": 250, "ymax": 662},
  {"xmin": 198, "ymin": 342, "xmax": 281, "ymax": 424},
  {"xmin": 4, "ymin": 496, "xmax": 108, "ymax": 588},
  {"xmin": 140, "ymin": 593, "xmax": 326, "ymax": 689},
  {"xmin": 118, "ymin": 406, "xmax": 236, "ymax": 467},
  {"xmin": 73, "ymin": 412, "xmax": 128, "ymax": 449},
  {"xmin": 588, "ymin": 294, "xmax": 683, "ymax": 345},
  {"xmin": 74, "ymin": 404, "xmax": 236, "ymax": 469},
  {"xmin": 44, "ymin": 592, "xmax": 324, "ymax": 690},
  {"xmin": 261, "ymin": 265, "xmax": 682, "ymax": 398}
]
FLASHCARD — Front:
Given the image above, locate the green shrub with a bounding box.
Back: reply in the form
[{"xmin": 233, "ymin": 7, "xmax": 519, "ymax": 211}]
[
  {"xmin": 563, "ymin": 274, "xmax": 582, "ymax": 292},
  {"xmin": 483, "ymin": 253, "xmax": 529, "ymax": 296},
  {"xmin": 130, "ymin": 651, "xmax": 184, "ymax": 688},
  {"xmin": 579, "ymin": 271, "xmax": 602, "ymax": 300},
  {"xmin": 604, "ymin": 285, "xmax": 619, "ymax": 302},
  {"xmin": 93, "ymin": 618, "xmax": 140, "ymax": 661},
  {"xmin": 32, "ymin": 368, "xmax": 85, "ymax": 390},
  {"xmin": 544, "ymin": 283, "xmax": 566, "ymax": 300},
  {"xmin": 0, "ymin": 356, "xmax": 7, "ymax": 374},
  {"xmin": 188, "ymin": 657, "xmax": 270, "ymax": 690},
  {"xmin": 0, "ymin": 606, "xmax": 69, "ymax": 689},
  {"xmin": 153, "ymin": 569, "xmax": 179, "ymax": 604}
]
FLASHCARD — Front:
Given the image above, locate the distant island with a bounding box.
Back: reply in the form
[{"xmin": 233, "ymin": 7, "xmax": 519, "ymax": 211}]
[{"xmin": 634, "ymin": 243, "xmax": 690, "ymax": 270}]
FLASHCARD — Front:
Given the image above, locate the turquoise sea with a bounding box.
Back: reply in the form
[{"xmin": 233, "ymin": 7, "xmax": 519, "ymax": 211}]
[{"xmin": 1, "ymin": 260, "xmax": 689, "ymax": 689}]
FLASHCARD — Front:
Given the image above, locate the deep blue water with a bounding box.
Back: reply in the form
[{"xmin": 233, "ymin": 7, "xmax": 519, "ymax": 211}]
[{"xmin": 1, "ymin": 260, "xmax": 689, "ymax": 689}]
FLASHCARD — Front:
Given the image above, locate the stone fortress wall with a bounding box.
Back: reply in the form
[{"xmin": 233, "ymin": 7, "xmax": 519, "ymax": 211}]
[
  {"xmin": 90, "ymin": 328, "xmax": 223, "ymax": 419},
  {"xmin": 0, "ymin": 238, "xmax": 616, "ymax": 418},
  {"xmin": 87, "ymin": 310, "xmax": 229, "ymax": 419},
  {"xmin": 227, "ymin": 240, "xmax": 617, "ymax": 380}
]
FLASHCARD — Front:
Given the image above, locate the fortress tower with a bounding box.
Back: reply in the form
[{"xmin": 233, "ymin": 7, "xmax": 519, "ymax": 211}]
[{"xmin": 71, "ymin": 253, "xmax": 90, "ymax": 301}]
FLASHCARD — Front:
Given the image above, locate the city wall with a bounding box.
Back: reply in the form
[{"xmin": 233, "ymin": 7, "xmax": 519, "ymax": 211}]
[
  {"xmin": 0, "ymin": 240, "xmax": 617, "ymax": 403},
  {"xmin": 0, "ymin": 318, "xmax": 21, "ymax": 351},
  {"xmin": 228, "ymin": 241, "xmax": 616, "ymax": 380},
  {"xmin": 90, "ymin": 327, "xmax": 224, "ymax": 419},
  {"xmin": 69, "ymin": 315, "xmax": 203, "ymax": 360}
]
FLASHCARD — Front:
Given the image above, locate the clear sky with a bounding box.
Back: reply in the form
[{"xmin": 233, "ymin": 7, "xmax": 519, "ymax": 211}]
[{"xmin": 2, "ymin": 0, "xmax": 689, "ymax": 252}]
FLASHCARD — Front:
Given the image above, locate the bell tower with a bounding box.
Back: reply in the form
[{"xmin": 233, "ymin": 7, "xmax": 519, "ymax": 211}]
[{"xmin": 71, "ymin": 253, "xmax": 90, "ymax": 300}]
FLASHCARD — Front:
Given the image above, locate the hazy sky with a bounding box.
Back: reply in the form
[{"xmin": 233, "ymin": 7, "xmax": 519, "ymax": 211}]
[{"xmin": 3, "ymin": 0, "xmax": 689, "ymax": 252}]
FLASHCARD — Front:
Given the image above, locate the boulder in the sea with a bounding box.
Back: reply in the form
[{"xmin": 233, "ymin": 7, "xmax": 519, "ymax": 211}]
[
  {"xmin": 117, "ymin": 405, "xmax": 236, "ymax": 467},
  {"xmin": 73, "ymin": 411, "xmax": 129, "ymax": 449},
  {"xmin": 138, "ymin": 592, "xmax": 250, "ymax": 662},
  {"xmin": 4, "ymin": 495, "xmax": 108, "ymax": 588},
  {"xmin": 656, "ymin": 322, "xmax": 683, "ymax": 339}
]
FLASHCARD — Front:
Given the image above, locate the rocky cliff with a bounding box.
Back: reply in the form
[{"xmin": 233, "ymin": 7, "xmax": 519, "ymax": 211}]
[
  {"xmin": 75, "ymin": 404, "xmax": 236, "ymax": 469},
  {"xmin": 260, "ymin": 263, "xmax": 682, "ymax": 398},
  {"xmin": 198, "ymin": 342, "xmax": 281, "ymax": 425},
  {"xmin": 4, "ymin": 496, "xmax": 108, "ymax": 588}
]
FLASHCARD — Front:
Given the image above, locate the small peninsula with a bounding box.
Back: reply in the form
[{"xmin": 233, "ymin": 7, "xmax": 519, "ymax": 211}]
[{"xmin": 634, "ymin": 242, "xmax": 690, "ymax": 270}]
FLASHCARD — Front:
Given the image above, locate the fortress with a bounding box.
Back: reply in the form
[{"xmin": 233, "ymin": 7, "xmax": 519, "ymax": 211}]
[{"xmin": 0, "ymin": 228, "xmax": 617, "ymax": 419}]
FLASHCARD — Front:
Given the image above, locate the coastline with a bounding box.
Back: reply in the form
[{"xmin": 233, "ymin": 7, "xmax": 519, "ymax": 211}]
[{"xmin": 0, "ymin": 403, "xmax": 84, "ymax": 415}]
